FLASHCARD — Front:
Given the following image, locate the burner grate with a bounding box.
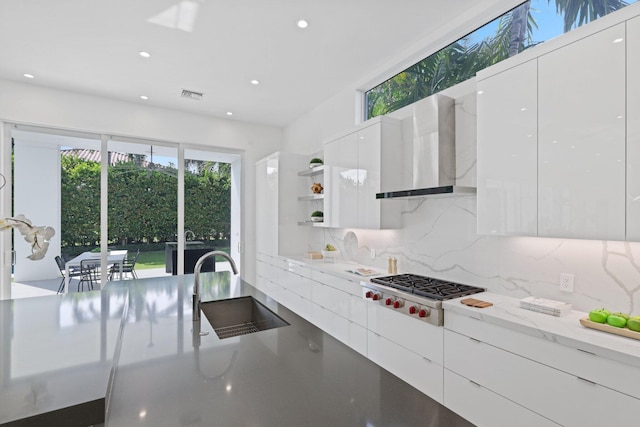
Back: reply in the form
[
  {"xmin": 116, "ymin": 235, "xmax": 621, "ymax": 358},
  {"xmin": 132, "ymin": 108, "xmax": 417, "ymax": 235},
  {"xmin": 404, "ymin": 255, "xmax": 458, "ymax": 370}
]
[{"xmin": 371, "ymin": 274, "xmax": 483, "ymax": 301}]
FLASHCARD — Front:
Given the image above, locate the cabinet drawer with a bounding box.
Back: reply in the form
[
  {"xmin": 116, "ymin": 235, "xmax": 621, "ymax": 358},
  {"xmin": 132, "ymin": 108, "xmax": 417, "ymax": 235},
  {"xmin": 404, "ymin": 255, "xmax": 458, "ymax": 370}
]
[
  {"xmin": 265, "ymin": 281, "xmax": 281, "ymax": 302},
  {"xmin": 310, "ymin": 303, "xmax": 366, "ymax": 354},
  {"xmin": 445, "ymin": 330, "xmax": 640, "ymax": 426},
  {"xmin": 444, "ymin": 369, "xmax": 559, "ymax": 427},
  {"xmin": 284, "ymin": 272, "xmax": 312, "ymax": 300},
  {"xmin": 349, "ymin": 322, "xmax": 367, "ymax": 356},
  {"xmin": 368, "ymin": 302, "xmax": 443, "ymax": 364},
  {"xmin": 368, "ymin": 331, "xmax": 443, "ymax": 403},
  {"xmin": 279, "ymin": 288, "xmax": 311, "ymax": 321},
  {"xmin": 255, "ymin": 259, "xmax": 267, "ymax": 278},
  {"xmin": 312, "ymin": 283, "xmax": 350, "ymax": 318},
  {"xmin": 348, "ymin": 294, "xmax": 367, "ymax": 327},
  {"xmin": 254, "ymin": 274, "xmax": 269, "ymax": 294},
  {"xmin": 445, "ymin": 310, "xmax": 640, "ymax": 399},
  {"xmin": 311, "ymin": 270, "xmax": 362, "ymax": 296},
  {"xmin": 287, "ymin": 260, "xmax": 313, "ymax": 279},
  {"xmin": 310, "ymin": 283, "xmax": 367, "ymax": 327},
  {"xmin": 271, "ymin": 256, "xmax": 289, "ymax": 270}
]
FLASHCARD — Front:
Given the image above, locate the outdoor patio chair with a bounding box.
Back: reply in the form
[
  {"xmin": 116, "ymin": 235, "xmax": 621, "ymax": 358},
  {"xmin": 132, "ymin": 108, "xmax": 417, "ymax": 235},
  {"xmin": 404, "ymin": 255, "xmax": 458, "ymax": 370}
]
[
  {"xmin": 79, "ymin": 259, "xmax": 100, "ymax": 291},
  {"xmin": 55, "ymin": 255, "xmax": 82, "ymax": 294},
  {"xmin": 110, "ymin": 249, "xmax": 140, "ymax": 280}
]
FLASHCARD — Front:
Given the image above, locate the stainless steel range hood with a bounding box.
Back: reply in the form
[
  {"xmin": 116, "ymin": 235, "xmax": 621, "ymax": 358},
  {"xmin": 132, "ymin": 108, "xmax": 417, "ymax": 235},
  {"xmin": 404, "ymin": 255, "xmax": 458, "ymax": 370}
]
[{"xmin": 376, "ymin": 93, "xmax": 476, "ymax": 199}]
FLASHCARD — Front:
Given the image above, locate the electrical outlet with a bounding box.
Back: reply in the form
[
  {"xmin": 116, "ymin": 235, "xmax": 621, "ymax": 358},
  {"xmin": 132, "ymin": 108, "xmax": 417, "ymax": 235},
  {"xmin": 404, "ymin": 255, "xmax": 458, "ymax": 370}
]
[
  {"xmin": 370, "ymin": 249, "xmax": 376, "ymax": 259},
  {"xmin": 559, "ymin": 273, "xmax": 574, "ymax": 292}
]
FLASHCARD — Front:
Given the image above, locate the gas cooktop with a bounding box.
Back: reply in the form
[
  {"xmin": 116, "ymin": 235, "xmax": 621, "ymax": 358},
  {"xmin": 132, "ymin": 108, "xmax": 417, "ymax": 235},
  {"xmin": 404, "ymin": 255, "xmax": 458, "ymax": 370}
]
[{"xmin": 370, "ymin": 274, "xmax": 484, "ymax": 301}]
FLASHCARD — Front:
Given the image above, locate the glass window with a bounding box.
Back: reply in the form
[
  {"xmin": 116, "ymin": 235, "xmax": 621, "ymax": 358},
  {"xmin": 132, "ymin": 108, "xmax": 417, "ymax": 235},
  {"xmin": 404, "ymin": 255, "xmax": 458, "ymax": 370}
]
[{"xmin": 365, "ymin": 0, "xmax": 636, "ymax": 119}]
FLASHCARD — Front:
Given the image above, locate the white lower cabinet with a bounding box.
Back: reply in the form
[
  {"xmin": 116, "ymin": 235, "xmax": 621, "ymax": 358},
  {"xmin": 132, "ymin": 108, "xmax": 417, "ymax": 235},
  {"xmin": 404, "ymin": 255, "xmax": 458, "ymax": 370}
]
[
  {"xmin": 366, "ymin": 301, "xmax": 444, "ymax": 403},
  {"xmin": 279, "ymin": 288, "xmax": 311, "ymax": 321},
  {"xmin": 444, "ymin": 369, "xmax": 559, "ymax": 427},
  {"xmin": 367, "ymin": 302, "xmax": 442, "ymax": 364},
  {"xmin": 444, "ymin": 329, "xmax": 640, "ymax": 426},
  {"xmin": 367, "ymin": 331, "xmax": 443, "ymax": 403},
  {"xmin": 309, "ymin": 303, "xmax": 367, "ymax": 355}
]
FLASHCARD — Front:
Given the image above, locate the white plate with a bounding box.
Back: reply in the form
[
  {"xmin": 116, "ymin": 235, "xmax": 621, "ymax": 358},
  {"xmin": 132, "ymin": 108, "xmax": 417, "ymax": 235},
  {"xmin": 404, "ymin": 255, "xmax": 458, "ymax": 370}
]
[{"xmin": 343, "ymin": 231, "xmax": 358, "ymax": 260}]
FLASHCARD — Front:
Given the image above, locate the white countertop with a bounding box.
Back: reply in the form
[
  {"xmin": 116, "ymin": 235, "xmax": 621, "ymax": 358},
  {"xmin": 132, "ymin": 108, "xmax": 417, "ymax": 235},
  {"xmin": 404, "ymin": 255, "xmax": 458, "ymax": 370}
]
[
  {"xmin": 273, "ymin": 253, "xmax": 640, "ymax": 368},
  {"xmin": 443, "ymin": 292, "xmax": 640, "ymax": 368}
]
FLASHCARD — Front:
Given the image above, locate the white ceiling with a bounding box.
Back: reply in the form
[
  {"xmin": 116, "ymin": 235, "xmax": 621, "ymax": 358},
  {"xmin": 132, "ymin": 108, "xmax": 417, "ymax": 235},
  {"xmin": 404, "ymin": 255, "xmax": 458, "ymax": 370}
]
[{"xmin": 0, "ymin": 0, "xmax": 514, "ymax": 128}]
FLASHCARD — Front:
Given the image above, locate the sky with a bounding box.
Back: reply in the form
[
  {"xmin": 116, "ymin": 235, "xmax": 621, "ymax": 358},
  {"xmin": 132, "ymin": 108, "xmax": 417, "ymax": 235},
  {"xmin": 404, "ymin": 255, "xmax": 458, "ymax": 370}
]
[{"xmin": 466, "ymin": 0, "xmax": 636, "ymax": 48}]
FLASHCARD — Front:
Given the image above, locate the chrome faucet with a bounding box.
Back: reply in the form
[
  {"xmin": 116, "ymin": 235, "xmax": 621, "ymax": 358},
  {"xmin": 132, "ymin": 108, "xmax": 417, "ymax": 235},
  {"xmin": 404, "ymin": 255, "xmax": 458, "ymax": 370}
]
[
  {"xmin": 184, "ymin": 229, "xmax": 195, "ymax": 242},
  {"xmin": 193, "ymin": 251, "xmax": 238, "ymax": 322}
]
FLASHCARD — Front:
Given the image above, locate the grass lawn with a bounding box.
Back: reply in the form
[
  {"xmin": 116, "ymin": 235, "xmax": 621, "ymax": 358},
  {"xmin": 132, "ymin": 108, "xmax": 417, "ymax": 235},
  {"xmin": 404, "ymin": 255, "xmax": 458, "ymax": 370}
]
[
  {"xmin": 135, "ymin": 247, "xmax": 231, "ymax": 270},
  {"xmin": 135, "ymin": 250, "xmax": 165, "ymax": 270}
]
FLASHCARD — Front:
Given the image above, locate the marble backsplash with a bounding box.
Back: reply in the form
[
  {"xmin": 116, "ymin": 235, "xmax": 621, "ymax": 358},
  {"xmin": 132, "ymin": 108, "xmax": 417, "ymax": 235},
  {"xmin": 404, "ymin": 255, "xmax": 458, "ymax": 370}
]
[{"xmin": 321, "ymin": 195, "xmax": 640, "ymax": 314}]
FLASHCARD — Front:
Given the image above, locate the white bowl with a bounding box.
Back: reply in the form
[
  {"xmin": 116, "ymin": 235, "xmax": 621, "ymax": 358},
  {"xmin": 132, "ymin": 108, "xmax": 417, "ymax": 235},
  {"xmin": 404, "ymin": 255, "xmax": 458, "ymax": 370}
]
[
  {"xmin": 309, "ymin": 162, "xmax": 323, "ymax": 168},
  {"xmin": 321, "ymin": 249, "xmax": 339, "ymax": 258},
  {"xmin": 310, "ymin": 216, "xmax": 324, "ymax": 222}
]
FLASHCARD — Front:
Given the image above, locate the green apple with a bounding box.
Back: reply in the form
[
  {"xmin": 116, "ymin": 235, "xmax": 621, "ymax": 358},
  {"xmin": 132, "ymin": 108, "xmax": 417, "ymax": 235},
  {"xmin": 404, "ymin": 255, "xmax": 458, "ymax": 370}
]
[
  {"xmin": 627, "ymin": 317, "xmax": 640, "ymax": 332},
  {"xmin": 612, "ymin": 312, "xmax": 630, "ymax": 321},
  {"xmin": 588, "ymin": 308, "xmax": 610, "ymax": 324},
  {"xmin": 607, "ymin": 313, "xmax": 627, "ymax": 328}
]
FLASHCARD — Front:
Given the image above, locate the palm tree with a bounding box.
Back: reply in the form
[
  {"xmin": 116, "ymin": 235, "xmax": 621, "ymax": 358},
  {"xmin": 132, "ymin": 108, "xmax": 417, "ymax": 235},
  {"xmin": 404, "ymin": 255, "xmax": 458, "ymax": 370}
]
[{"xmin": 552, "ymin": 0, "xmax": 629, "ymax": 32}]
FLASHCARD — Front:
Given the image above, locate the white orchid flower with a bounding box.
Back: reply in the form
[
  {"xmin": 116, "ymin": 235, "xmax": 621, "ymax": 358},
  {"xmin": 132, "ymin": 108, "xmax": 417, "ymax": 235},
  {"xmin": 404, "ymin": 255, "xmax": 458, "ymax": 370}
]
[{"xmin": 1, "ymin": 215, "xmax": 55, "ymax": 261}]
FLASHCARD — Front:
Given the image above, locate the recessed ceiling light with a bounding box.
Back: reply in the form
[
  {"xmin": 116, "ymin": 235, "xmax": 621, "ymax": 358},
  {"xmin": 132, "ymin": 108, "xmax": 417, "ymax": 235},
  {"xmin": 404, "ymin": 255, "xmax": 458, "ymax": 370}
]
[
  {"xmin": 297, "ymin": 20, "xmax": 309, "ymax": 28},
  {"xmin": 23, "ymin": 73, "xmax": 34, "ymax": 79},
  {"xmin": 226, "ymin": 111, "xmax": 233, "ymax": 116},
  {"xmin": 139, "ymin": 51, "xmax": 151, "ymax": 58},
  {"xmin": 613, "ymin": 38, "xmax": 624, "ymax": 44},
  {"xmin": 140, "ymin": 95, "xmax": 149, "ymax": 100},
  {"xmin": 250, "ymin": 79, "xmax": 260, "ymax": 85}
]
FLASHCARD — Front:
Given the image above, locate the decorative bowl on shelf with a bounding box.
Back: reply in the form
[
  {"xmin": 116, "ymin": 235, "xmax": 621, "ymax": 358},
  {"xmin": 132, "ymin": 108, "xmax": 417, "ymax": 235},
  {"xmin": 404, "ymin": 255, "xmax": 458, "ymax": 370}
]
[
  {"xmin": 310, "ymin": 210, "xmax": 324, "ymax": 222},
  {"xmin": 309, "ymin": 158, "xmax": 323, "ymax": 168},
  {"xmin": 321, "ymin": 249, "xmax": 340, "ymax": 259}
]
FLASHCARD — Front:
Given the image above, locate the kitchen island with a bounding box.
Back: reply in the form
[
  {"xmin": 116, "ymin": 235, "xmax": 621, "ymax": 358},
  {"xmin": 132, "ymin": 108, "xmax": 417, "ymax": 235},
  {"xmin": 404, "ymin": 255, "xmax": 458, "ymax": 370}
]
[
  {"xmin": 105, "ymin": 273, "xmax": 472, "ymax": 426},
  {"xmin": 0, "ymin": 273, "xmax": 473, "ymax": 426}
]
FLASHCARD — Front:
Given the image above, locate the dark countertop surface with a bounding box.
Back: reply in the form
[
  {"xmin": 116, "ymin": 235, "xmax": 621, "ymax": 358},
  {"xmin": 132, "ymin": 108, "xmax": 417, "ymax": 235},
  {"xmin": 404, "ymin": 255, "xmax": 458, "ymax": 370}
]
[
  {"xmin": 1, "ymin": 273, "xmax": 473, "ymax": 426},
  {"xmin": 105, "ymin": 273, "xmax": 472, "ymax": 427}
]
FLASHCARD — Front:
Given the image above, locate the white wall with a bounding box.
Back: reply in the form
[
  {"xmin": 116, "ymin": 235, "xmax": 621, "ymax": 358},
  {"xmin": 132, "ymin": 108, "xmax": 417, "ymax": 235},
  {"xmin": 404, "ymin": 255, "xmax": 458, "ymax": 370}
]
[
  {"xmin": 13, "ymin": 139, "xmax": 61, "ymax": 281},
  {"xmin": 283, "ymin": 77, "xmax": 640, "ymax": 314},
  {"xmin": 0, "ymin": 79, "xmax": 284, "ymax": 288}
]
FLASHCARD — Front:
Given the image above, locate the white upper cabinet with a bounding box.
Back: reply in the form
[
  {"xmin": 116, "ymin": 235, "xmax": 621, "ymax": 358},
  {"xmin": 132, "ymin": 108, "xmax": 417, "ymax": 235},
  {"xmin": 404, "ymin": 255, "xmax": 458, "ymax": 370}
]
[
  {"xmin": 477, "ymin": 16, "xmax": 634, "ymax": 241},
  {"xmin": 627, "ymin": 16, "xmax": 640, "ymax": 240},
  {"xmin": 324, "ymin": 117, "xmax": 402, "ymax": 229},
  {"xmin": 255, "ymin": 152, "xmax": 310, "ymax": 256},
  {"xmin": 477, "ymin": 59, "xmax": 538, "ymax": 236},
  {"xmin": 324, "ymin": 131, "xmax": 359, "ymax": 228},
  {"xmin": 538, "ymin": 23, "xmax": 626, "ymax": 240}
]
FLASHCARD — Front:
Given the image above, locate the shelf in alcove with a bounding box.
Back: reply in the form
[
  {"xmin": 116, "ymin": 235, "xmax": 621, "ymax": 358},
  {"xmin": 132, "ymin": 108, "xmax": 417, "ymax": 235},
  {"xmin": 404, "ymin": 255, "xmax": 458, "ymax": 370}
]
[
  {"xmin": 298, "ymin": 165, "xmax": 325, "ymax": 177},
  {"xmin": 298, "ymin": 221, "xmax": 328, "ymax": 227},
  {"xmin": 298, "ymin": 194, "xmax": 325, "ymax": 201}
]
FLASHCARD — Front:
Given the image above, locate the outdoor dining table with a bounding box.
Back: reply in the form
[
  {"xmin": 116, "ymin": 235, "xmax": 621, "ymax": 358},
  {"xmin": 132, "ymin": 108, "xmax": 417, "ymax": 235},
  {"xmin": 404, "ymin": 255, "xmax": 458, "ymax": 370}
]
[{"xmin": 64, "ymin": 250, "xmax": 128, "ymax": 293}]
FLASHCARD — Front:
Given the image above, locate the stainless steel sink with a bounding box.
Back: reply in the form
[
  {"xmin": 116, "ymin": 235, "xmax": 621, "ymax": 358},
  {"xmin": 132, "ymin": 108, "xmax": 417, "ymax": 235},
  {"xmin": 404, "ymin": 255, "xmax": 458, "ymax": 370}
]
[{"xmin": 201, "ymin": 296, "xmax": 289, "ymax": 339}]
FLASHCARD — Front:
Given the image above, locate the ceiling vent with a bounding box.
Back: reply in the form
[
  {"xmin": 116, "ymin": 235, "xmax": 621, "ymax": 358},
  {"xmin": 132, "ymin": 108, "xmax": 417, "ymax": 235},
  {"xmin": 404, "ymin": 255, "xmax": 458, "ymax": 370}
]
[{"xmin": 180, "ymin": 89, "xmax": 204, "ymax": 100}]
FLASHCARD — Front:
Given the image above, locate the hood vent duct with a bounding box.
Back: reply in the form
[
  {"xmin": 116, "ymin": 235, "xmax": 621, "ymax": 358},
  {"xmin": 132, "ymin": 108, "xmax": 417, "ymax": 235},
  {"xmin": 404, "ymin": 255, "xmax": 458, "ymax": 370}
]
[{"xmin": 376, "ymin": 93, "xmax": 476, "ymax": 199}]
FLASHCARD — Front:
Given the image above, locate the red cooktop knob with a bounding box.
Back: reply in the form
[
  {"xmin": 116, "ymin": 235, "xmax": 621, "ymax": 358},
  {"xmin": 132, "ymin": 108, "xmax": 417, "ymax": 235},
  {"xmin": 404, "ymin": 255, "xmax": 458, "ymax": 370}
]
[
  {"xmin": 418, "ymin": 309, "xmax": 428, "ymax": 318},
  {"xmin": 385, "ymin": 298, "xmax": 393, "ymax": 305},
  {"xmin": 393, "ymin": 300, "xmax": 402, "ymax": 309},
  {"xmin": 409, "ymin": 306, "xmax": 418, "ymax": 315},
  {"xmin": 372, "ymin": 293, "xmax": 381, "ymax": 301},
  {"xmin": 365, "ymin": 291, "xmax": 373, "ymax": 299}
]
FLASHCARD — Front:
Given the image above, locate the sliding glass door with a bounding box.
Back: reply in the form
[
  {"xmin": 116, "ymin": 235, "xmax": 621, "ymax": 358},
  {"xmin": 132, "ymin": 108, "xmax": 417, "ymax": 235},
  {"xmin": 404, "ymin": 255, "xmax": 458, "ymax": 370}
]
[
  {"xmin": 1, "ymin": 124, "xmax": 241, "ymax": 298},
  {"xmin": 108, "ymin": 139, "xmax": 178, "ymax": 280}
]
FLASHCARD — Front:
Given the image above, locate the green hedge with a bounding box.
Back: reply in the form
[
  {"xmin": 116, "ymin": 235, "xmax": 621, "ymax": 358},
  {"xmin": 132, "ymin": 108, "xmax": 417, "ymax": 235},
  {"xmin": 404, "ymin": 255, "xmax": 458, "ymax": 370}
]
[{"xmin": 60, "ymin": 156, "xmax": 231, "ymax": 249}]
